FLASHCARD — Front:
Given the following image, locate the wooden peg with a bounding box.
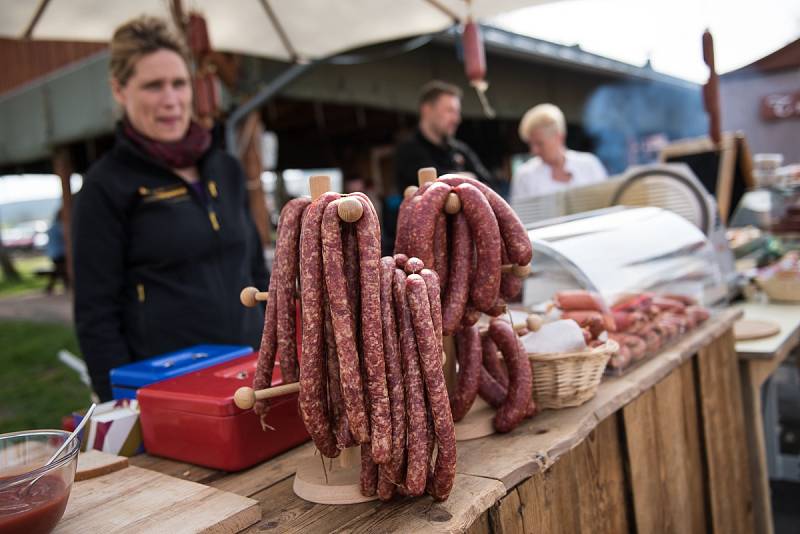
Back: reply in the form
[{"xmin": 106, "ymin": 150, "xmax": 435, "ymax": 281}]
[
  {"xmin": 417, "ymin": 167, "xmax": 437, "ymax": 186},
  {"xmin": 240, "ymin": 286, "xmax": 268, "ymax": 307},
  {"xmin": 526, "ymin": 314, "xmax": 543, "ymax": 332},
  {"xmin": 500, "ymin": 263, "xmax": 531, "ymax": 278},
  {"xmin": 309, "ymin": 175, "xmax": 332, "ymax": 200},
  {"xmin": 444, "ymin": 192, "xmax": 461, "ymax": 214},
  {"xmin": 233, "ymin": 383, "xmax": 301, "ymax": 410},
  {"xmin": 337, "ymin": 197, "xmax": 363, "ymax": 223},
  {"xmin": 403, "ymin": 185, "xmax": 419, "ymax": 199},
  {"xmin": 512, "ymin": 263, "xmax": 531, "ymax": 278}
]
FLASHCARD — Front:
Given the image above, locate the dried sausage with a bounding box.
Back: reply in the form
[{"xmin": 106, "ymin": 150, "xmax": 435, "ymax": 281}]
[
  {"xmin": 553, "ymin": 290, "xmax": 605, "ymax": 312},
  {"xmin": 433, "ymin": 212, "xmax": 449, "ymax": 291},
  {"xmin": 324, "ymin": 288, "xmax": 354, "ymax": 450},
  {"xmin": 360, "ymin": 443, "xmax": 379, "ymax": 497},
  {"xmin": 253, "ymin": 263, "xmax": 278, "ymax": 422},
  {"xmin": 437, "ymin": 175, "xmax": 532, "ymax": 265},
  {"xmin": 378, "ymin": 257, "xmax": 406, "ymax": 501},
  {"xmin": 393, "ymin": 253, "xmax": 409, "ymax": 269},
  {"xmin": 274, "ymin": 197, "xmax": 311, "ymax": 383},
  {"xmin": 419, "ymin": 269, "xmax": 443, "ymax": 345},
  {"xmin": 393, "ymin": 269, "xmax": 429, "ymax": 496},
  {"xmin": 404, "ymin": 257, "xmax": 425, "ymax": 275},
  {"xmin": 298, "ymin": 192, "xmax": 341, "ymax": 457},
  {"xmin": 406, "ymin": 183, "xmax": 451, "ymax": 268},
  {"xmin": 354, "ymin": 196, "xmax": 391, "ymax": 464},
  {"xmin": 321, "ymin": 200, "xmax": 370, "ymax": 444},
  {"xmin": 451, "ymin": 325, "xmax": 481, "ymax": 421},
  {"xmin": 406, "ymin": 274, "xmax": 457, "ymax": 501},
  {"xmin": 482, "ymin": 335, "xmax": 508, "ymax": 387},
  {"xmin": 441, "ymin": 212, "xmax": 472, "ymax": 336},
  {"xmin": 454, "ymin": 183, "xmax": 501, "ymax": 312},
  {"xmin": 489, "ymin": 319, "xmax": 532, "ymax": 433}
]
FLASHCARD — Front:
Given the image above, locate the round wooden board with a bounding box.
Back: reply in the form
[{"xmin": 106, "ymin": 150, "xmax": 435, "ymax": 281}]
[
  {"xmin": 455, "ymin": 398, "xmax": 496, "ymax": 441},
  {"xmin": 75, "ymin": 450, "xmax": 129, "ymax": 481},
  {"xmin": 293, "ymin": 447, "xmax": 379, "ymax": 505},
  {"xmin": 734, "ymin": 319, "xmax": 781, "ymax": 341}
]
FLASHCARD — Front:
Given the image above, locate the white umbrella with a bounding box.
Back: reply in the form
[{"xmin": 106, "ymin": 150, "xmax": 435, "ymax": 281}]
[{"xmin": 0, "ymin": 0, "xmax": 551, "ymax": 62}]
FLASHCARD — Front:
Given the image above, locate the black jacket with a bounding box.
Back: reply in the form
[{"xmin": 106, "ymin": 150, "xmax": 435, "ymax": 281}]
[
  {"xmin": 73, "ymin": 125, "xmax": 268, "ymax": 400},
  {"xmin": 393, "ymin": 129, "xmax": 492, "ymax": 195}
]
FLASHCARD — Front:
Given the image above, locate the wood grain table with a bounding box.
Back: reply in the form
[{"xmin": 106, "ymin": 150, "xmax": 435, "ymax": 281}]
[
  {"xmin": 734, "ymin": 301, "xmax": 800, "ymax": 534},
  {"xmin": 131, "ymin": 309, "xmax": 752, "ymax": 533}
]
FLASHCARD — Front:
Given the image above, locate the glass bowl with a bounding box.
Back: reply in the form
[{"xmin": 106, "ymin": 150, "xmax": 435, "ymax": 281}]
[{"xmin": 0, "ymin": 430, "xmax": 79, "ymax": 534}]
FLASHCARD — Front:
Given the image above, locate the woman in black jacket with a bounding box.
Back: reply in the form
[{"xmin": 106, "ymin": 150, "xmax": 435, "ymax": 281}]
[{"xmin": 73, "ymin": 17, "xmax": 268, "ymax": 400}]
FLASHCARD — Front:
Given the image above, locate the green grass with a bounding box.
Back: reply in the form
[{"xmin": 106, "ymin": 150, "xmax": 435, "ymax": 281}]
[
  {"xmin": 0, "ymin": 320, "xmax": 91, "ymax": 434},
  {"xmin": 0, "ymin": 255, "xmax": 51, "ymax": 297}
]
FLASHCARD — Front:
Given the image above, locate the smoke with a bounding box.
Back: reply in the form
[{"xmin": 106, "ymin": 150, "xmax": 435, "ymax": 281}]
[{"xmin": 583, "ymin": 81, "xmax": 708, "ymax": 174}]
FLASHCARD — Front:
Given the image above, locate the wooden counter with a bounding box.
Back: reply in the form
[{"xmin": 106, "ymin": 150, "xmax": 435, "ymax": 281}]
[
  {"xmin": 131, "ymin": 309, "xmax": 752, "ymax": 533},
  {"xmin": 734, "ymin": 301, "xmax": 800, "ymax": 534}
]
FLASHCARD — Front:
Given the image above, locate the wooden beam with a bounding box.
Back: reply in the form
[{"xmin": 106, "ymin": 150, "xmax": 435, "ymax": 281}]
[{"xmin": 52, "ymin": 146, "xmax": 74, "ymax": 287}]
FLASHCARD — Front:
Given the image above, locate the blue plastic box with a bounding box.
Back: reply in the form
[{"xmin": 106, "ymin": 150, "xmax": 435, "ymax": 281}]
[{"xmin": 110, "ymin": 344, "xmax": 252, "ymax": 400}]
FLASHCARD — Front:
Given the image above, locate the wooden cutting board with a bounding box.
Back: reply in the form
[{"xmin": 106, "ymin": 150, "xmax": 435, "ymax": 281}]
[
  {"xmin": 55, "ymin": 466, "xmax": 260, "ymax": 533},
  {"xmin": 734, "ymin": 319, "xmax": 781, "ymax": 341},
  {"xmin": 75, "ymin": 450, "xmax": 129, "ymax": 481}
]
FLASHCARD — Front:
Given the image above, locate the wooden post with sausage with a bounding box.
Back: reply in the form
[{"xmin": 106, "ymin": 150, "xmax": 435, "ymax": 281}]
[{"xmin": 234, "ymin": 175, "xmax": 378, "ymax": 505}]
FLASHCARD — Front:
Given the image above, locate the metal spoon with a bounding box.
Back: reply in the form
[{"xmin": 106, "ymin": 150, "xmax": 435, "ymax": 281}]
[{"xmin": 22, "ymin": 403, "xmax": 96, "ymax": 493}]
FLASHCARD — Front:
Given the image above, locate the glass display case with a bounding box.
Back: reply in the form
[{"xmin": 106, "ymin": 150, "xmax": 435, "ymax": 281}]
[{"xmin": 521, "ymin": 206, "xmax": 733, "ymax": 308}]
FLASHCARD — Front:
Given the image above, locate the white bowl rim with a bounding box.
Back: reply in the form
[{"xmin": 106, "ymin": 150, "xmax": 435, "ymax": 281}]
[{"xmin": 0, "ymin": 429, "xmax": 79, "ymax": 491}]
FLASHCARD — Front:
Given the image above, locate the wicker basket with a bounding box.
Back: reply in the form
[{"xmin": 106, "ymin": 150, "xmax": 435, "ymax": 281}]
[
  {"xmin": 529, "ymin": 339, "xmax": 618, "ymax": 410},
  {"xmin": 757, "ymin": 273, "xmax": 800, "ymax": 303}
]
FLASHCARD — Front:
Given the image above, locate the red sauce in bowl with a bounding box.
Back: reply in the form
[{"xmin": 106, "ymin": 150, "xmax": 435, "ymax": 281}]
[{"xmin": 0, "ymin": 475, "xmax": 70, "ymax": 534}]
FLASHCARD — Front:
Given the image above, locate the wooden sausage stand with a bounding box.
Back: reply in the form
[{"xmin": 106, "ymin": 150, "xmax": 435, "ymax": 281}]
[{"xmin": 130, "ymin": 303, "xmax": 759, "ymax": 533}]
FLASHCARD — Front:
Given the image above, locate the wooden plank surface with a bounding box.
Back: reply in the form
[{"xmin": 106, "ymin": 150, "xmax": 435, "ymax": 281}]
[
  {"xmin": 56, "ymin": 466, "xmax": 260, "ymax": 533},
  {"xmin": 697, "ymin": 330, "xmax": 755, "ymax": 534},
  {"xmin": 623, "ymin": 361, "xmax": 707, "ymax": 534},
  {"xmin": 734, "ymin": 302, "xmax": 800, "ymax": 360},
  {"xmin": 487, "ymin": 416, "xmax": 629, "ymax": 534},
  {"xmin": 740, "ymin": 361, "xmax": 775, "ymax": 534},
  {"xmin": 242, "ymin": 473, "xmax": 504, "ymax": 533},
  {"xmin": 75, "ymin": 450, "xmax": 128, "ymax": 481}
]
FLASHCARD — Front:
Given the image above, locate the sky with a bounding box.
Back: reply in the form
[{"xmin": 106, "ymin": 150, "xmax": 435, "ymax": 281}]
[{"xmin": 492, "ymin": 0, "xmax": 800, "ymax": 83}]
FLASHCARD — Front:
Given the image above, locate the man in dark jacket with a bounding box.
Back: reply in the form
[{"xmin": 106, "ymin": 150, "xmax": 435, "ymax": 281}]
[
  {"xmin": 387, "ymin": 80, "xmax": 492, "ymax": 251},
  {"xmin": 73, "ymin": 125, "xmax": 268, "ymax": 400}
]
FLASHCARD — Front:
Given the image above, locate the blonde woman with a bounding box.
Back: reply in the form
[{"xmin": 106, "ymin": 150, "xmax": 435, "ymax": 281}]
[
  {"xmin": 73, "ymin": 17, "xmax": 267, "ymax": 400},
  {"xmin": 510, "ymin": 103, "xmax": 607, "ymax": 201}
]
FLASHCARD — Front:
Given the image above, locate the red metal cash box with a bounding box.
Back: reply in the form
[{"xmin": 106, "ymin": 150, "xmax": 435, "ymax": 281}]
[{"xmin": 137, "ymin": 352, "xmax": 309, "ymax": 471}]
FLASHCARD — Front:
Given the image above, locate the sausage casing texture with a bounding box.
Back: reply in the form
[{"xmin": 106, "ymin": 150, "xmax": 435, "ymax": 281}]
[
  {"xmin": 274, "ymin": 197, "xmax": 311, "ymax": 383},
  {"xmin": 553, "ymin": 290, "xmax": 605, "ymax": 312},
  {"xmin": 437, "ymin": 175, "xmax": 532, "ymax": 265},
  {"xmin": 489, "ymin": 319, "xmax": 532, "ymax": 433},
  {"xmin": 321, "ymin": 200, "xmax": 370, "ymax": 444},
  {"xmin": 393, "ymin": 269, "xmax": 429, "ymax": 497},
  {"xmin": 393, "ymin": 253, "xmax": 409, "ymax": 269},
  {"xmin": 451, "ymin": 325, "xmax": 482, "ymax": 421},
  {"xmin": 404, "ymin": 257, "xmax": 425, "ymax": 274},
  {"xmin": 253, "ymin": 258, "xmax": 278, "ymax": 422},
  {"xmin": 360, "ymin": 442, "xmax": 379, "ymax": 497},
  {"xmin": 441, "ymin": 212, "xmax": 472, "ymax": 336},
  {"xmin": 341, "ymin": 221, "xmax": 361, "ymax": 340},
  {"xmin": 406, "ymin": 183, "xmax": 451, "ymax": 268},
  {"xmin": 298, "ymin": 192, "xmax": 340, "ymax": 457},
  {"xmin": 482, "ymin": 335, "xmax": 508, "ymax": 387},
  {"xmin": 433, "ymin": 212, "xmax": 449, "ymax": 292},
  {"xmin": 354, "ymin": 196, "xmax": 391, "ymax": 464},
  {"xmin": 454, "ymin": 183, "xmax": 501, "ymax": 312},
  {"xmin": 324, "ymin": 288, "xmax": 355, "ymax": 450},
  {"xmin": 406, "ymin": 274, "xmax": 457, "ymax": 501},
  {"xmin": 419, "ymin": 269, "xmax": 443, "ymax": 346},
  {"xmin": 500, "ymin": 242, "xmax": 523, "ymax": 300},
  {"xmin": 377, "ymin": 257, "xmax": 406, "ymax": 500}
]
